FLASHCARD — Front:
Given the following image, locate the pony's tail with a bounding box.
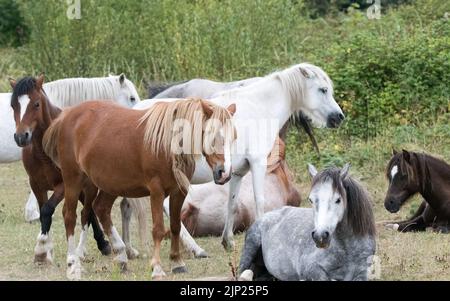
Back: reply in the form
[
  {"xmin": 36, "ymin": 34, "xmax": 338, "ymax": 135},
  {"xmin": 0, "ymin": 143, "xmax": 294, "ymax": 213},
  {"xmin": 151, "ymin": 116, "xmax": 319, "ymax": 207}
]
[
  {"xmin": 126, "ymin": 197, "xmax": 150, "ymax": 250},
  {"xmin": 43, "ymin": 115, "xmax": 63, "ymax": 167}
]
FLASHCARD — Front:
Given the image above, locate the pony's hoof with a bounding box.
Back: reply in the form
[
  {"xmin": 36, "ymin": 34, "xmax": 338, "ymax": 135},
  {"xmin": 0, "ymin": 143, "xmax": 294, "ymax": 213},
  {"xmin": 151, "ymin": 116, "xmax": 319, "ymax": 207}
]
[
  {"xmin": 119, "ymin": 262, "xmax": 128, "ymax": 273},
  {"xmin": 238, "ymin": 270, "xmax": 254, "ymax": 281},
  {"xmin": 194, "ymin": 250, "xmax": 209, "ymax": 259},
  {"xmin": 34, "ymin": 252, "xmax": 53, "ymax": 265},
  {"xmin": 126, "ymin": 247, "xmax": 140, "ymax": 260},
  {"xmin": 221, "ymin": 238, "xmax": 235, "ymax": 251},
  {"xmin": 385, "ymin": 223, "xmax": 399, "ymax": 231},
  {"xmin": 66, "ymin": 256, "xmax": 82, "ymax": 281},
  {"xmin": 172, "ymin": 266, "xmax": 188, "ymax": 274},
  {"xmin": 152, "ymin": 265, "xmax": 167, "ymax": 280},
  {"xmin": 99, "ymin": 242, "xmax": 112, "ymax": 256}
]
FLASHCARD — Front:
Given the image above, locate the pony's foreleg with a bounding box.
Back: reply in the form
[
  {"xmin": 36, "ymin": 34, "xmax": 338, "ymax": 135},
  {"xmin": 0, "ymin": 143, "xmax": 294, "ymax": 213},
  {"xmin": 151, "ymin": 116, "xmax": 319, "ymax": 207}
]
[
  {"xmin": 93, "ymin": 191, "xmax": 127, "ymax": 271},
  {"xmin": 147, "ymin": 181, "xmax": 167, "ymax": 280},
  {"xmin": 250, "ymin": 160, "xmax": 268, "ymax": 219},
  {"xmin": 169, "ymin": 189, "xmax": 188, "ymax": 274},
  {"xmin": 120, "ymin": 198, "xmax": 140, "ymax": 259},
  {"xmin": 29, "ymin": 181, "xmax": 52, "ymax": 264},
  {"xmin": 385, "ymin": 201, "xmax": 429, "ymax": 232},
  {"xmin": 24, "ymin": 191, "xmax": 40, "ymax": 223},
  {"xmin": 221, "ymin": 173, "xmax": 244, "ymax": 251},
  {"xmin": 163, "ymin": 198, "xmax": 208, "ymax": 258},
  {"xmin": 62, "ymin": 180, "xmax": 83, "ymax": 280}
]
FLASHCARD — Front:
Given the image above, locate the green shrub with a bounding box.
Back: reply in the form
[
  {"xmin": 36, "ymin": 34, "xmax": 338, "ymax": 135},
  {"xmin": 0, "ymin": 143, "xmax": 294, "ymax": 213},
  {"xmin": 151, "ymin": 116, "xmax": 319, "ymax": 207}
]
[{"xmin": 0, "ymin": 0, "xmax": 27, "ymax": 46}]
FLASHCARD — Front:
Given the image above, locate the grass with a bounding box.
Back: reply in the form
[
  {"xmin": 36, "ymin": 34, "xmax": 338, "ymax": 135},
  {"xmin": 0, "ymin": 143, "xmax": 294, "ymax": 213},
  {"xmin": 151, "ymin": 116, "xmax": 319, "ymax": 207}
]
[{"xmin": 0, "ymin": 118, "xmax": 449, "ymax": 281}]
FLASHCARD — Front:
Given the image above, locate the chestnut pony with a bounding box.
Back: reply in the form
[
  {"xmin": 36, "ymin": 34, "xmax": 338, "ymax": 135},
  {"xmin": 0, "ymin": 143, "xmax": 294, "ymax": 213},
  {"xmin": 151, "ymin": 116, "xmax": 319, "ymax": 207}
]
[
  {"xmin": 43, "ymin": 98, "xmax": 236, "ymax": 280},
  {"xmin": 9, "ymin": 75, "xmax": 111, "ymax": 264}
]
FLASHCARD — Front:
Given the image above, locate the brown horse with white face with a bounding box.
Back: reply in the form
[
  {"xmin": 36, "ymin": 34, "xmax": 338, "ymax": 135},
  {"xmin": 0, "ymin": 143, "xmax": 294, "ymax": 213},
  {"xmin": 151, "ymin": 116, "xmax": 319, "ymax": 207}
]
[
  {"xmin": 384, "ymin": 149, "xmax": 450, "ymax": 233},
  {"xmin": 9, "ymin": 75, "xmax": 111, "ymax": 264},
  {"xmin": 43, "ymin": 98, "xmax": 236, "ymax": 280}
]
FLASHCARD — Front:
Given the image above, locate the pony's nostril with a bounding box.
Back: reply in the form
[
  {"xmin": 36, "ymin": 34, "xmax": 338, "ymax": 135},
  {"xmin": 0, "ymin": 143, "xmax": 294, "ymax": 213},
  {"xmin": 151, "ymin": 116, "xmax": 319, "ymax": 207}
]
[
  {"xmin": 323, "ymin": 231, "xmax": 330, "ymax": 239},
  {"xmin": 311, "ymin": 231, "xmax": 316, "ymax": 239},
  {"xmin": 25, "ymin": 132, "xmax": 29, "ymax": 138},
  {"xmin": 338, "ymin": 113, "xmax": 345, "ymax": 121}
]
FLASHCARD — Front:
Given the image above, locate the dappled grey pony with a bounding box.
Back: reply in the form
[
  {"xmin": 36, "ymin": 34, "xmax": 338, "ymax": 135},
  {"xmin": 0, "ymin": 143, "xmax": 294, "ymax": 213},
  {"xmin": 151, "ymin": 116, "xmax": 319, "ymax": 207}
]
[{"xmin": 239, "ymin": 164, "xmax": 376, "ymax": 281}]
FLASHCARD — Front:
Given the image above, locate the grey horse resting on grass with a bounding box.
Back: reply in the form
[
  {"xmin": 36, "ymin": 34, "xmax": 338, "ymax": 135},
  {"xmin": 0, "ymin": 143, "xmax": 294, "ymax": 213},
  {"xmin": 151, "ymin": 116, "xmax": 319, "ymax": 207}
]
[{"xmin": 239, "ymin": 164, "xmax": 376, "ymax": 281}]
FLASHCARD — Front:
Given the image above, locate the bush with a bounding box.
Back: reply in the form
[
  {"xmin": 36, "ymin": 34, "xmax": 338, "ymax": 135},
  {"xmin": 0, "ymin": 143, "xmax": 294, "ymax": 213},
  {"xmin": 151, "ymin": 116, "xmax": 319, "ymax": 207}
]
[
  {"xmin": 0, "ymin": 0, "xmax": 27, "ymax": 46},
  {"xmin": 10, "ymin": 0, "xmax": 450, "ymax": 139}
]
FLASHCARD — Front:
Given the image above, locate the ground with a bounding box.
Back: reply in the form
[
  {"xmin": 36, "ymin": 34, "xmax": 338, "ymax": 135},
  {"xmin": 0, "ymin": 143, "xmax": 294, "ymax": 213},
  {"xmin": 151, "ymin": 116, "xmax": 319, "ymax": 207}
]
[{"xmin": 0, "ymin": 160, "xmax": 448, "ymax": 281}]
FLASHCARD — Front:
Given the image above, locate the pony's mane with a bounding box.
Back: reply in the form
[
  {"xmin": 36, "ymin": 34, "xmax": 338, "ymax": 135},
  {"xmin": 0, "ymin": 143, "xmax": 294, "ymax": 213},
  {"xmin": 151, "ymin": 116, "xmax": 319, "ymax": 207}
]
[
  {"xmin": 267, "ymin": 137, "xmax": 292, "ymax": 194},
  {"xmin": 313, "ymin": 167, "xmax": 376, "ymax": 237},
  {"xmin": 11, "ymin": 76, "xmax": 37, "ymax": 106},
  {"xmin": 139, "ymin": 98, "xmax": 234, "ymax": 192},
  {"xmin": 386, "ymin": 151, "xmax": 450, "ymax": 195},
  {"xmin": 43, "ymin": 76, "xmax": 124, "ymax": 107}
]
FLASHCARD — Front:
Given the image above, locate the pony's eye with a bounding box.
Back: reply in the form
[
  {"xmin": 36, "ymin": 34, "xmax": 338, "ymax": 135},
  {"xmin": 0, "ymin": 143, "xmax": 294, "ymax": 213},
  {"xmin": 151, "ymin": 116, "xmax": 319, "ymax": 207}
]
[
  {"xmin": 308, "ymin": 197, "xmax": 313, "ymax": 204},
  {"xmin": 34, "ymin": 101, "xmax": 40, "ymax": 108},
  {"xmin": 319, "ymin": 87, "xmax": 328, "ymax": 94},
  {"xmin": 336, "ymin": 198, "xmax": 341, "ymax": 204}
]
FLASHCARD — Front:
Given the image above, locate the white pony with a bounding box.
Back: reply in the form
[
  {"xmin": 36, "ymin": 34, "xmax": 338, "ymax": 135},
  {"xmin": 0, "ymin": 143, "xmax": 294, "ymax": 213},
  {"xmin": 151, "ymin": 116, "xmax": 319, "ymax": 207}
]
[
  {"xmin": 1, "ymin": 74, "xmax": 140, "ymax": 222},
  {"xmin": 134, "ymin": 63, "xmax": 344, "ymax": 250}
]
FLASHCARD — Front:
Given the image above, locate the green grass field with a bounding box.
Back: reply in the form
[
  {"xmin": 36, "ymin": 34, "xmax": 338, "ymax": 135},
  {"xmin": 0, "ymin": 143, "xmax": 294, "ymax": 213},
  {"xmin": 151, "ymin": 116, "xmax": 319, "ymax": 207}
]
[{"xmin": 0, "ymin": 121, "xmax": 449, "ymax": 281}]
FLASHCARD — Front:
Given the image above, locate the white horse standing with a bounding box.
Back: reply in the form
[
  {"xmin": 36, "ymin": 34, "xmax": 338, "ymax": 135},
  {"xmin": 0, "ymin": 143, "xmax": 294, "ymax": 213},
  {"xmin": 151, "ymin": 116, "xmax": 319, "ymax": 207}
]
[
  {"xmin": 1, "ymin": 74, "xmax": 141, "ymax": 222},
  {"xmin": 135, "ymin": 63, "xmax": 344, "ymax": 250}
]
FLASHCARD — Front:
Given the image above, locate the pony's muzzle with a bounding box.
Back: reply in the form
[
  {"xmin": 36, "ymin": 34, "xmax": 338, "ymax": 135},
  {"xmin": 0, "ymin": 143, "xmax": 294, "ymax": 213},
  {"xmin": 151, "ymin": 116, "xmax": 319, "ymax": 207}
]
[
  {"xmin": 384, "ymin": 198, "xmax": 400, "ymax": 213},
  {"xmin": 312, "ymin": 230, "xmax": 331, "ymax": 249},
  {"xmin": 326, "ymin": 112, "xmax": 345, "ymax": 128},
  {"xmin": 14, "ymin": 131, "xmax": 32, "ymax": 147},
  {"xmin": 213, "ymin": 165, "xmax": 231, "ymax": 185}
]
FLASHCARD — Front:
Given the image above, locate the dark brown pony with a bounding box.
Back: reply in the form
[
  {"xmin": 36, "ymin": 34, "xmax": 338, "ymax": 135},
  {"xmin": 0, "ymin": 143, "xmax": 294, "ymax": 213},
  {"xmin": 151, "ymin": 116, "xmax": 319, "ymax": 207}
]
[
  {"xmin": 384, "ymin": 149, "xmax": 450, "ymax": 233},
  {"xmin": 43, "ymin": 98, "xmax": 236, "ymax": 280},
  {"xmin": 9, "ymin": 75, "xmax": 111, "ymax": 264}
]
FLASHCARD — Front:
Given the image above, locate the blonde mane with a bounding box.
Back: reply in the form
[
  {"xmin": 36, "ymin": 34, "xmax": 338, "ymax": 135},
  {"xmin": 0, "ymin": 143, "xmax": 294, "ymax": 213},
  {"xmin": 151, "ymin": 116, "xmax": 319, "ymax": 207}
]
[{"xmin": 139, "ymin": 98, "xmax": 235, "ymax": 192}]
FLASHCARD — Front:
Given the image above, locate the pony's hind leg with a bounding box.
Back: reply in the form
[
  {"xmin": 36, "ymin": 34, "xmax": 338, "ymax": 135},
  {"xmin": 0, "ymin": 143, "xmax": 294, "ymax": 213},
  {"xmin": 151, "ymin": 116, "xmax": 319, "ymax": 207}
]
[
  {"xmin": 120, "ymin": 198, "xmax": 140, "ymax": 259},
  {"xmin": 169, "ymin": 189, "xmax": 188, "ymax": 274},
  {"xmin": 163, "ymin": 198, "xmax": 208, "ymax": 258},
  {"xmin": 93, "ymin": 191, "xmax": 127, "ymax": 271}
]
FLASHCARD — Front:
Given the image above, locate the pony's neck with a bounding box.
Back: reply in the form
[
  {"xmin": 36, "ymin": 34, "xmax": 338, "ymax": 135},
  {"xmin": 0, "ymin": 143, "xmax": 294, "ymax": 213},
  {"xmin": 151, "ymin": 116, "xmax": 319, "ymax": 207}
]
[
  {"xmin": 416, "ymin": 156, "xmax": 449, "ymax": 207},
  {"xmin": 218, "ymin": 76, "xmax": 294, "ymax": 130}
]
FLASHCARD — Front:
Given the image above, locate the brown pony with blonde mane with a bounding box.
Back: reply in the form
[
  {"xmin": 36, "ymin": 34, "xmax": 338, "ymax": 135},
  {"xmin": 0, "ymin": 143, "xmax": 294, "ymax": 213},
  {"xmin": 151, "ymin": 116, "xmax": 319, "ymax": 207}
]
[{"xmin": 43, "ymin": 98, "xmax": 236, "ymax": 280}]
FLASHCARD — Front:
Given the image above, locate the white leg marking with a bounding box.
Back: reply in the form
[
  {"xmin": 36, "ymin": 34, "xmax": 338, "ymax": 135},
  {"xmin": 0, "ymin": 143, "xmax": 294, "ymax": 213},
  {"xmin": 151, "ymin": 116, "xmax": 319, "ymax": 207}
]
[
  {"xmin": 25, "ymin": 192, "xmax": 40, "ymax": 223},
  {"xmin": 238, "ymin": 270, "xmax": 254, "ymax": 281},
  {"xmin": 222, "ymin": 174, "xmax": 244, "ymax": 250},
  {"xmin": 76, "ymin": 226, "xmax": 89, "ymax": 259},
  {"xmin": 34, "ymin": 232, "xmax": 54, "ymax": 263},
  {"xmin": 110, "ymin": 226, "xmax": 128, "ymax": 264},
  {"xmin": 67, "ymin": 235, "xmax": 82, "ymax": 280}
]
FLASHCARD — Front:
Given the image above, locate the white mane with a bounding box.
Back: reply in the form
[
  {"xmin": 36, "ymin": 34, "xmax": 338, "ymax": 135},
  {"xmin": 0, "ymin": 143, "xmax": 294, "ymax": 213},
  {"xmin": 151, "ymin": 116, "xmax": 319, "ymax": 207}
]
[{"xmin": 43, "ymin": 76, "xmax": 125, "ymax": 107}]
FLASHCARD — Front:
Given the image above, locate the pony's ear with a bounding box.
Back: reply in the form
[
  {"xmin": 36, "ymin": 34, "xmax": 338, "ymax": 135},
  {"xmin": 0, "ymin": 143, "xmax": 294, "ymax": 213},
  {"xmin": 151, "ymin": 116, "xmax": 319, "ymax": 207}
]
[
  {"xmin": 9, "ymin": 78, "xmax": 16, "ymax": 89},
  {"xmin": 299, "ymin": 66, "xmax": 312, "ymax": 79},
  {"xmin": 200, "ymin": 100, "xmax": 214, "ymax": 118},
  {"xmin": 119, "ymin": 73, "xmax": 126, "ymax": 86},
  {"xmin": 227, "ymin": 103, "xmax": 236, "ymax": 116},
  {"xmin": 36, "ymin": 73, "xmax": 45, "ymax": 88},
  {"xmin": 402, "ymin": 149, "xmax": 411, "ymax": 163},
  {"xmin": 392, "ymin": 148, "xmax": 398, "ymax": 155},
  {"xmin": 307, "ymin": 164, "xmax": 318, "ymax": 178},
  {"xmin": 340, "ymin": 163, "xmax": 351, "ymax": 180}
]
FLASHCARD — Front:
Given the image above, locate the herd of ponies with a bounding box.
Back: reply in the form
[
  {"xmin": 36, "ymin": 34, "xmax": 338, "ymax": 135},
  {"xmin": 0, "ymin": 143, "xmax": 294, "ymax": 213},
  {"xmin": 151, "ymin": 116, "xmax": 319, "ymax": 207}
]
[{"xmin": 1, "ymin": 62, "xmax": 449, "ymax": 281}]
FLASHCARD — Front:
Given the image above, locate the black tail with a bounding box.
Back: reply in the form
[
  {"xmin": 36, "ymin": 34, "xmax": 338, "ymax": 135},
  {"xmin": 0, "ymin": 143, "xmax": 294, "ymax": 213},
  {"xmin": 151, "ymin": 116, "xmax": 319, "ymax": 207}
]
[{"xmin": 147, "ymin": 80, "xmax": 188, "ymax": 99}]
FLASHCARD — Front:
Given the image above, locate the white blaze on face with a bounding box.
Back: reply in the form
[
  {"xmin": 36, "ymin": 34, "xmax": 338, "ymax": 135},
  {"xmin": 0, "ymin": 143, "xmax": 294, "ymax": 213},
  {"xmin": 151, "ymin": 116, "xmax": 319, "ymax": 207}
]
[
  {"xmin": 390, "ymin": 165, "xmax": 398, "ymax": 181},
  {"xmin": 309, "ymin": 180, "xmax": 345, "ymax": 234},
  {"xmin": 18, "ymin": 95, "xmax": 30, "ymax": 121},
  {"xmin": 221, "ymin": 128, "xmax": 232, "ymax": 178}
]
